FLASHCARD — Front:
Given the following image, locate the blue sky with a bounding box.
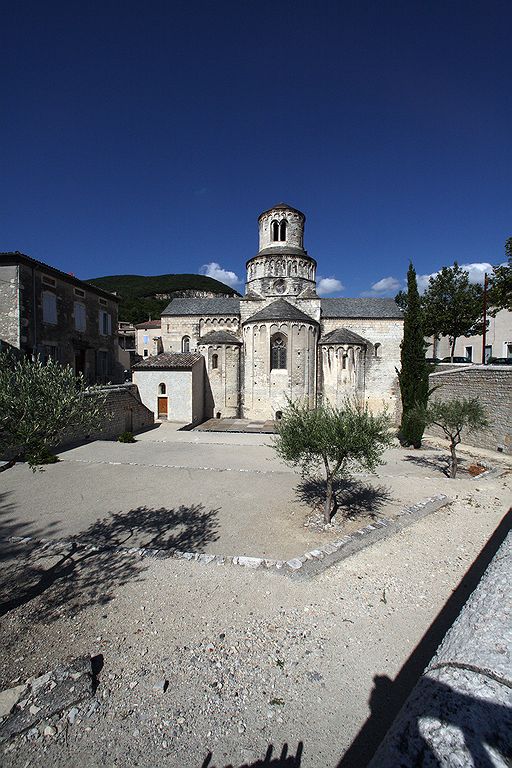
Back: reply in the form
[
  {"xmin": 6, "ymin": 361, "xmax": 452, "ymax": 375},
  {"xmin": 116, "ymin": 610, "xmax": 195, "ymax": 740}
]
[{"xmin": 2, "ymin": 1, "xmax": 511, "ymax": 298}]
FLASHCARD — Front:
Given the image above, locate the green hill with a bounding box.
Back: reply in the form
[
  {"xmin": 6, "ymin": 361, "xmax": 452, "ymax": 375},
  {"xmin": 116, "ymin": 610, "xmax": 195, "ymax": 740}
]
[{"xmin": 87, "ymin": 273, "xmax": 240, "ymax": 324}]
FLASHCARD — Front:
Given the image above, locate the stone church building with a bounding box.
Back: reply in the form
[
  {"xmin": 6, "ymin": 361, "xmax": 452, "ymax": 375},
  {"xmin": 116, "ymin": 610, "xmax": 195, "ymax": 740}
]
[{"xmin": 133, "ymin": 203, "xmax": 403, "ymax": 423}]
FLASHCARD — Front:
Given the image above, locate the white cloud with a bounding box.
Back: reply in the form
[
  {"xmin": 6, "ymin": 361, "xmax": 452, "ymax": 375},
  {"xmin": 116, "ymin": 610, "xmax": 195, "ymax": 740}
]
[
  {"xmin": 200, "ymin": 262, "xmax": 241, "ymax": 289},
  {"xmin": 417, "ymin": 262, "xmax": 493, "ymax": 293},
  {"xmin": 360, "ymin": 276, "xmax": 402, "ymax": 298},
  {"xmin": 317, "ymin": 277, "xmax": 344, "ymax": 296},
  {"xmin": 371, "ymin": 276, "xmax": 401, "ymax": 293}
]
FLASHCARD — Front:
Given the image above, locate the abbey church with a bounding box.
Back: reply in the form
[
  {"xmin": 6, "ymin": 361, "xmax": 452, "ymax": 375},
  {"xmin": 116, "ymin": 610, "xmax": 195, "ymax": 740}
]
[{"xmin": 133, "ymin": 204, "xmax": 403, "ymax": 423}]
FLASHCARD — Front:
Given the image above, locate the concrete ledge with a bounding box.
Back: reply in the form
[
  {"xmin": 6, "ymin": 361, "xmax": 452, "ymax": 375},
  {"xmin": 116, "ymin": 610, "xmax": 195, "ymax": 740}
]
[{"xmin": 368, "ymin": 531, "xmax": 512, "ymax": 767}]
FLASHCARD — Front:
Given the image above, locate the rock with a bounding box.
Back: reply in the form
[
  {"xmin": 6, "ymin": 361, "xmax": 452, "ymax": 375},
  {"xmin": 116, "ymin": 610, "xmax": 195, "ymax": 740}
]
[
  {"xmin": 0, "ymin": 656, "xmax": 94, "ymax": 744},
  {"xmin": 67, "ymin": 707, "xmax": 79, "ymax": 724},
  {"xmin": 0, "ymin": 684, "xmax": 27, "ymax": 719},
  {"xmin": 26, "ymin": 727, "xmax": 39, "ymax": 742},
  {"xmin": 236, "ymin": 556, "xmax": 262, "ymax": 569},
  {"xmin": 43, "ymin": 725, "xmax": 57, "ymax": 737},
  {"xmin": 129, "ymin": 681, "xmax": 138, "ymax": 689},
  {"xmin": 152, "ymin": 679, "xmax": 169, "ymax": 693},
  {"xmin": 86, "ymin": 699, "xmax": 100, "ymax": 717},
  {"xmin": 286, "ymin": 559, "xmax": 303, "ymax": 570}
]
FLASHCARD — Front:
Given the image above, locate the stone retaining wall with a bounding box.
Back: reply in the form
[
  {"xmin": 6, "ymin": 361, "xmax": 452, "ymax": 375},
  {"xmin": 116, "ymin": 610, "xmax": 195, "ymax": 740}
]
[
  {"xmin": 60, "ymin": 384, "xmax": 154, "ymax": 446},
  {"xmin": 428, "ymin": 366, "xmax": 512, "ymax": 454},
  {"xmin": 368, "ymin": 530, "xmax": 512, "ymax": 766}
]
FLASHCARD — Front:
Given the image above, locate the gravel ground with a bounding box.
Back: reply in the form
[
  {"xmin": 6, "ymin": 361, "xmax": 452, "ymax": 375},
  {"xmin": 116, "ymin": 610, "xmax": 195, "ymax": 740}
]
[{"xmin": 0, "ymin": 473, "xmax": 510, "ymax": 767}]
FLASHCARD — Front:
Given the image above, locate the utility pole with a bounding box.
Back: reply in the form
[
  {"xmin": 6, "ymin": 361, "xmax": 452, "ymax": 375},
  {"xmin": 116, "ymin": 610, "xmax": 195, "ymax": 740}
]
[{"xmin": 482, "ymin": 273, "xmax": 488, "ymax": 364}]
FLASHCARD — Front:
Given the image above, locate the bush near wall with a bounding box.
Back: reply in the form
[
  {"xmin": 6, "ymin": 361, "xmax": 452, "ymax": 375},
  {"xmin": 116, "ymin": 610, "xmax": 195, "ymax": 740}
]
[{"xmin": 427, "ymin": 366, "xmax": 512, "ymax": 454}]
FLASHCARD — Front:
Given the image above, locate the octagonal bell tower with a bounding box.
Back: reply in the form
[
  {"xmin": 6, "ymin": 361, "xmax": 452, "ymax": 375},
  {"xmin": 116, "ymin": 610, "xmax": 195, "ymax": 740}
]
[{"xmin": 245, "ymin": 203, "xmax": 317, "ymax": 298}]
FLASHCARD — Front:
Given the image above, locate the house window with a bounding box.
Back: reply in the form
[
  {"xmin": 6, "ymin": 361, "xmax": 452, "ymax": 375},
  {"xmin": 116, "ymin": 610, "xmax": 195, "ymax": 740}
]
[
  {"xmin": 74, "ymin": 302, "xmax": 86, "ymax": 332},
  {"xmin": 271, "ymin": 220, "xmax": 279, "ymax": 241},
  {"xmin": 42, "ymin": 291, "xmax": 57, "ymax": 324},
  {"xmin": 143, "ymin": 349, "xmax": 149, "ymax": 357},
  {"xmin": 43, "ymin": 343, "xmax": 59, "ymax": 362},
  {"xmin": 42, "ymin": 275, "xmax": 56, "ymax": 287},
  {"xmin": 96, "ymin": 350, "xmax": 110, "ymax": 382},
  {"xmin": 182, "ymin": 336, "xmax": 190, "ymax": 353},
  {"xmin": 279, "ymin": 219, "xmax": 287, "ymax": 241},
  {"xmin": 211, "ymin": 353, "xmax": 218, "ymax": 369},
  {"xmin": 143, "ymin": 335, "xmax": 149, "ymax": 344},
  {"xmin": 74, "ymin": 287, "xmax": 85, "ymax": 298},
  {"xmin": 99, "ymin": 297, "xmax": 107, "ymax": 307},
  {"xmin": 159, "ymin": 383, "xmax": 166, "ymax": 394},
  {"xmin": 464, "ymin": 346, "xmax": 473, "ymax": 362},
  {"xmin": 270, "ymin": 333, "xmax": 287, "ymax": 370},
  {"xmin": 99, "ymin": 310, "xmax": 112, "ymax": 335}
]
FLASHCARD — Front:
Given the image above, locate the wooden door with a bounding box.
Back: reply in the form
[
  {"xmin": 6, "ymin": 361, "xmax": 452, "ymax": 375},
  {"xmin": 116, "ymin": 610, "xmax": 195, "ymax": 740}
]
[{"xmin": 157, "ymin": 397, "xmax": 168, "ymax": 419}]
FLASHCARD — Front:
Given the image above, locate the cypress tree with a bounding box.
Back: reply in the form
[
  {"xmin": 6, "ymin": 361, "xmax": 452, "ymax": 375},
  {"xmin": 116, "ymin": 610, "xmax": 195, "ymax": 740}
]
[{"xmin": 397, "ymin": 263, "xmax": 430, "ymax": 448}]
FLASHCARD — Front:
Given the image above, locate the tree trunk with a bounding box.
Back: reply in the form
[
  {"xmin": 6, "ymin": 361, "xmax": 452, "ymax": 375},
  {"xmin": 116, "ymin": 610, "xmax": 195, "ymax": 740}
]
[
  {"xmin": 450, "ymin": 337, "xmax": 457, "ymax": 362},
  {"xmin": 324, "ymin": 476, "xmax": 333, "ymax": 525},
  {"xmin": 449, "ymin": 442, "xmax": 458, "ymax": 478}
]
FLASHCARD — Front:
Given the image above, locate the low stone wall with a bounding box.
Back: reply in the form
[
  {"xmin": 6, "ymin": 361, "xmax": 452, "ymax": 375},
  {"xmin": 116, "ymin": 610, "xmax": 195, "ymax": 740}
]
[
  {"xmin": 59, "ymin": 384, "xmax": 154, "ymax": 446},
  {"xmin": 368, "ymin": 531, "xmax": 512, "ymax": 767},
  {"xmin": 428, "ymin": 366, "xmax": 512, "ymax": 454}
]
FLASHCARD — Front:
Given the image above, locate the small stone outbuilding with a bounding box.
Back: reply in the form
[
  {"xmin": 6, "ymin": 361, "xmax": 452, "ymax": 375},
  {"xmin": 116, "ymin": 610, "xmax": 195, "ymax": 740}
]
[{"xmin": 132, "ymin": 353, "xmax": 204, "ymax": 424}]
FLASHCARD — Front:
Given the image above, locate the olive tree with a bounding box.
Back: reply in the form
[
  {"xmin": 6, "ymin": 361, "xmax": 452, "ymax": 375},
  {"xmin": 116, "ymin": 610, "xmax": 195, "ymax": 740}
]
[
  {"xmin": 274, "ymin": 399, "xmax": 392, "ymax": 524},
  {"xmin": 0, "ymin": 352, "xmax": 109, "ymax": 471},
  {"xmin": 417, "ymin": 397, "xmax": 489, "ymax": 478}
]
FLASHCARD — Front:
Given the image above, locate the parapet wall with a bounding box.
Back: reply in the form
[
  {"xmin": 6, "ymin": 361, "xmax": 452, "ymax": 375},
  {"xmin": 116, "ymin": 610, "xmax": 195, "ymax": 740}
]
[
  {"xmin": 60, "ymin": 383, "xmax": 154, "ymax": 446},
  {"xmin": 428, "ymin": 366, "xmax": 512, "ymax": 454}
]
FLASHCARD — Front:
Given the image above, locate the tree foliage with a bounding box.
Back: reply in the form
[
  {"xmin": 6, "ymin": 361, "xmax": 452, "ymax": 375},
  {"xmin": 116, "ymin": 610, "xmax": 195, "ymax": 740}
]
[
  {"xmin": 416, "ymin": 397, "xmax": 489, "ymax": 478},
  {"xmin": 274, "ymin": 399, "xmax": 391, "ymax": 524},
  {"xmin": 422, "ymin": 263, "xmax": 484, "ymax": 360},
  {"xmin": 488, "ymin": 237, "xmax": 512, "ymax": 314},
  {"xmin": 397, "ymin": 263, "xmax": 430, "ymax": 448},
  {"xmin": 0, "ymin": 353, "xmax": 109, "ymax": 470}
]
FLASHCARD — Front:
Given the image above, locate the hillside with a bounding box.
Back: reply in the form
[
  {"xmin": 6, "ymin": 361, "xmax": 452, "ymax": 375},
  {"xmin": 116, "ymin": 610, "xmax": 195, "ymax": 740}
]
[{"xmin": 87, "ymin": 273, "xmax": 240, "ymax": 324}]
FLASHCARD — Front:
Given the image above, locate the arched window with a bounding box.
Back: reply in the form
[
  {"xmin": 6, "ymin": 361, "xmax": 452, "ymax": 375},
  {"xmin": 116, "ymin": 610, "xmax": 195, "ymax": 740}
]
[
  {"xmin": 271, "ymin": 220, "xmax": 279, "ymax": 241},
  {"xmin": 279, "ymin": 219, "xmax": 287, "ymax": 241},
  {"xmin": 182, "ymin": 335, "xmax": 190, "ymax": 353},
  {"xmin": 374, "ymin": 343, "xmax": 381, "ymax": 358},
  {"xmin": 211, "ymin": 353, "xmax": 218, "ymax": 369},
  {"xmin": 271, "ymin": 333, "xmax": 287, "ymax": 370},
  {"xmin": 159, "ymin": 382, "xmax": 166, "ymax": 394}
]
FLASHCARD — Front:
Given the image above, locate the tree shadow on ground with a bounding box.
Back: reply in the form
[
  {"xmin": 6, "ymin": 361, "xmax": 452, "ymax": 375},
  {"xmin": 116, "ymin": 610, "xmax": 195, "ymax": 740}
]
[
  {"xmin": 403, "ymin": 452, "xmax": 459, "ymax": 477},
  {"xmin": 201, "ymin": 742, "xmax": 303, "ymax": 767},
  {"xmin": 295, "ymin": 477, "xmax": 393, "ymax": 521},
  {"xmin": 0, "ymin": 504, "xmax": 219, "ymax": 624}
]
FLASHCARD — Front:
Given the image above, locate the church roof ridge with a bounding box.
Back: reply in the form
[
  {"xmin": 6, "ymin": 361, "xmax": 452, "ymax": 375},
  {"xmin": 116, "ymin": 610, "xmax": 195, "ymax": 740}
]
[
  {"xmin": 321, "ymin": 297, "xmax": 403, "ymax": 319},
  {"xmin": 162, "ymin": 296, "xmax": 240, "ymax": 316},
  {"xmin": 243, "ymin": 298, "xmax": 318, "ymax": 325}
]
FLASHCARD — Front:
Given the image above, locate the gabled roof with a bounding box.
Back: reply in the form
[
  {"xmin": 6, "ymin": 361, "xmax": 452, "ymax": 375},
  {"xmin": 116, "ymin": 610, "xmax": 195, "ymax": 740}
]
[
  {"xmin": 162, "ymin": 297, "xmax": 240, "ymax": 316},
  {"xmin": 198, "ymin": 331, "xmax": 242, "ymax": 345},
  {"xmin": 134, "ymin": 320, "xmax": 161, "ymax": 329},
  {"xmin": 319, "ymin": 328, "xmax": 368, "ymax": 345},
  {"xmin": 132, "ymin": 352, "xmax": 202, "ymax": 370},
  {"xmin": 321, "ymin": 298, "xmax": 403, "ymax": 319},
  {"xmin": 0, "ymin": 251, "xmax": 119, "ymax": 302},
  {"xmin": 243, "ymin": 298, "xmax": 318, "ymax": 325}
]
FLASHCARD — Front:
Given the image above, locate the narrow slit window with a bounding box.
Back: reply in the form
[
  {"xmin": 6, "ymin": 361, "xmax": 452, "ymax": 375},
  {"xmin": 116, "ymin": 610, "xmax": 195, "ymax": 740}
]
[
  {"xmin": 279, "ymin": 219, "xmax": 287, "ymax": 241},
  {"xmin": 211, "ymin": 353, "xmax": 218, "ymax": 369},
  {"xmin": 271, "ymin": 220, "xmax": 279, "ymax": 241},
  {"xmin": 182, "ymin": 336, "xmax": 190, "ymax": 353}
]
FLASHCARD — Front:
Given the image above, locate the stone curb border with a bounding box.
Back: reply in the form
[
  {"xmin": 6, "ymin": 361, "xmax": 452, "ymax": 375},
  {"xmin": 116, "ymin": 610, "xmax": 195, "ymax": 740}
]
[{"xmin": 3, "ymin": 494, "xmax": 450, "ymax": 579}]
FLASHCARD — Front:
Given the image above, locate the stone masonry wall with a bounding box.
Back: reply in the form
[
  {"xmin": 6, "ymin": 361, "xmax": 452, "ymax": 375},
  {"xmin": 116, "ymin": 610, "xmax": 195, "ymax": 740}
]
[
  {"xmin": 428, "ymin": 366, "xmax": 512, "ymax": 454},
  {"xmin": 60, "ymin": 384, "xmax": 154, "ymax": 446},
  {"xmin": 0, "ymin": 264, "xmax": 20, "ymax": 347}
]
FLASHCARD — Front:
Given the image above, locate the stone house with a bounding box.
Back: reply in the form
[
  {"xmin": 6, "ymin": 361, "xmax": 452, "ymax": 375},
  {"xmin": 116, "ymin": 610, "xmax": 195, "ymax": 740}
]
[
  {"xmin": 0, "ymin": 251, "xmax": 123, "ymax": 383},
  {"xmin": 134, "ymin": 204, "xmax": 403, "ymax": 423},
  {"xmin": 134, "ymin": 319, "xmax": 163, "ymax": 359}
]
